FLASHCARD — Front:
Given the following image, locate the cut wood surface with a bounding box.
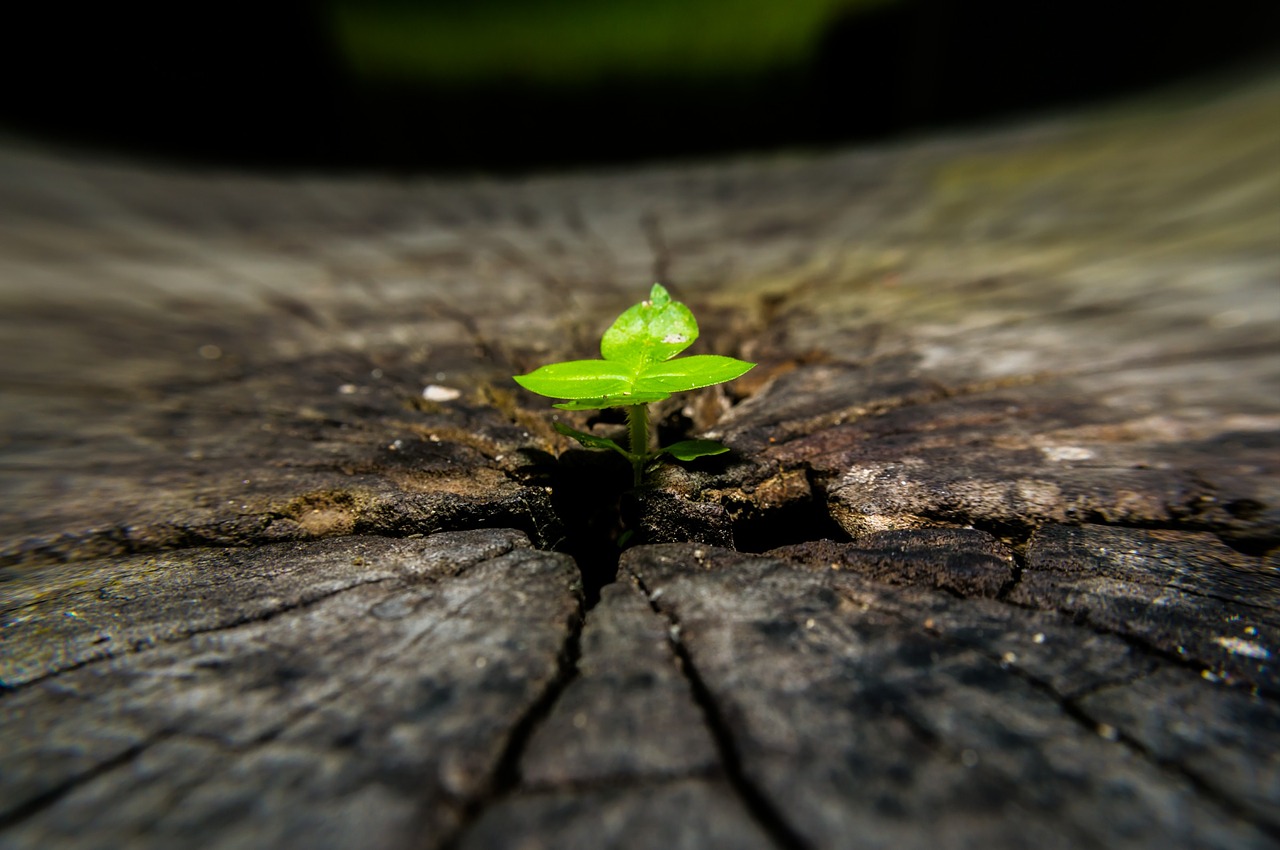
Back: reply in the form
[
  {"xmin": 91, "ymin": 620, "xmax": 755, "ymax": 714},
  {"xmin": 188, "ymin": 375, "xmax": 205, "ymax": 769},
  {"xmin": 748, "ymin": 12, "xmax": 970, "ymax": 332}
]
[{"xmin": 2, "ymin": 72, "xmax": 1278, "ymax": 849}]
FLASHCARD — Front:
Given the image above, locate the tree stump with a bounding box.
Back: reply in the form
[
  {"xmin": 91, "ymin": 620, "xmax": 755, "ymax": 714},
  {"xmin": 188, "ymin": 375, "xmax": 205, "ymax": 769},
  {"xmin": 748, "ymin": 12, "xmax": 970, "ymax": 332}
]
[{"xmin": 2, "ymin": 73, "xmax": 1277, "ymax": 849}]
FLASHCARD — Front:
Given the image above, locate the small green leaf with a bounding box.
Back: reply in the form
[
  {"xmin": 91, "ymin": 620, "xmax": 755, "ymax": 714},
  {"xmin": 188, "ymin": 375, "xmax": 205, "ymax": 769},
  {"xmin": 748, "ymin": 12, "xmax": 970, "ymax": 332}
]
[
  {"xmin": 512, "ymin": 283, "xmax": 757, "ymax": 487},
  {"xmin": 553, "ymin": 422, "xmax": 626, "ymax": 454},
  {"xmin": 514, "ymin": 360, "xmax": 633, "ymax": 400},
  {"xmin": 634, "ymin": 354, "xmax": 755, "ymax": 394},
  {"xmin": 660, "ymin": 439, "xmax": 731, "ymax": 461},
  {"xmin": 600, "ymin": 283, "xmax": 699, "ymax": 369},
  {"xmin": 553, "ymin": 391, "xmax": 670, "ymax": 411}
]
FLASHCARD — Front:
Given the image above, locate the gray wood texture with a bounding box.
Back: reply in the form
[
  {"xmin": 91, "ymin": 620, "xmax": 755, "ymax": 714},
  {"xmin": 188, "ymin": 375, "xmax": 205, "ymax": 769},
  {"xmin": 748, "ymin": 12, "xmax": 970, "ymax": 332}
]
[{"xmin": 2, "ymin": 71, "xmax": 1278, "ymax": 848}]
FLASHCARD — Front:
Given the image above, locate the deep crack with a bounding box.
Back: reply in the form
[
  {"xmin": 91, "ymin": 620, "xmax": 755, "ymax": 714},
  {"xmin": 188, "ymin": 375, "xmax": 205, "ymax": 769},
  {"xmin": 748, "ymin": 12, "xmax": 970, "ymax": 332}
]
[
  {"xmin": 732, "ymin": 467, "xmax": 853, "ymax": 554},
  {"xmin": 636, "ymin": 575, "xmax": 813, "ymax": 850},
  {"xmin": 542, "ymin": 447, "xmax": 633, "ymax": 607},
  {"xmin": 437, "ymin": 594, "xmax": 586, "ymax": 850}
]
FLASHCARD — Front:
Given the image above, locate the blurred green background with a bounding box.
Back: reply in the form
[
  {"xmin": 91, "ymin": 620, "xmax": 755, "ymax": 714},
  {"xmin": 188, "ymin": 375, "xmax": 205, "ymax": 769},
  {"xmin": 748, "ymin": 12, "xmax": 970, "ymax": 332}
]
[
  {"xmin": 329, "ymin": 0, "xmax": 886, "ymax": 85},
  {"xmin": 4, "ymin": 0, "xmax": 1278, "ymax": 173}
]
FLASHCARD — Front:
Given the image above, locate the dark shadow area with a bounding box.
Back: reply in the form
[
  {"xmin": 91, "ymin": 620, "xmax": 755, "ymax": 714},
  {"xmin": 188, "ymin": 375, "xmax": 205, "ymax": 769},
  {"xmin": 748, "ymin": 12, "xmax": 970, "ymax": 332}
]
[
  {"xmin": 731, "ymin": 479, "xmax": 854, "ymax": 554},
  {"xmin": 4, "ymin": 1, "xmax": 1278, "ymax": 174},
  {"xmin": 544, "ymin": 448, "xmax": 632, "ymax": 608}
]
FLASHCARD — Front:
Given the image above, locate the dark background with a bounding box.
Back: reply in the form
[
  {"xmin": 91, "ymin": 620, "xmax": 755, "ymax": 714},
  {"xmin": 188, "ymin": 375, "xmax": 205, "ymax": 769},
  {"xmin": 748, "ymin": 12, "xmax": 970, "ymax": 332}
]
[{"xmin": 4, "ymin": 0, "xmax": 1278, "ymax": 174}]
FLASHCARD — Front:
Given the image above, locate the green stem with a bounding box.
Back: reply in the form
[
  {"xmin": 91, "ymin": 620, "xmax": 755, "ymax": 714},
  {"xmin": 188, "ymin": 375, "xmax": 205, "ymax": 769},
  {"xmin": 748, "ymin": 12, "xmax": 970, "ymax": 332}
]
[{"xmin": 626, "ymin": 403, "xmax": 650, "ymax": 487}]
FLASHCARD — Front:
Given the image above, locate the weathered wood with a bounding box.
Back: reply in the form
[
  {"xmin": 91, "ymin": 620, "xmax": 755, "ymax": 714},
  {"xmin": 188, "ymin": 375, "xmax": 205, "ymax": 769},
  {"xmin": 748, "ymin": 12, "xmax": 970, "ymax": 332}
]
[
  {"xmin": 1015, "ymin": 524, "xmax": 1278, "ymax": 691},
  {"xmin": 626, "ymin": 543, "xmax": 1277, "ymax": 848},
  {"xmin": 457, "ymin": 581, "xmax": 774, "ymax": 849},
  {"xmin": 1, "ymin": 530, "xmax": 580, "ymax": 849},
  {"xmin": 2, "ymin": 70, "xmax": 1278, "ymax": 848}
]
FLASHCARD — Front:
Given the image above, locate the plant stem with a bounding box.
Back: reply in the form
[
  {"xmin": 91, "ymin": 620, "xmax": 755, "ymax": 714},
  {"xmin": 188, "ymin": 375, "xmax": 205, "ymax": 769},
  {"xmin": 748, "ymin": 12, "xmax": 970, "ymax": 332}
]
[{"xmin": 626, "ymin": 403, "xmax": 650, "ymax": 486}]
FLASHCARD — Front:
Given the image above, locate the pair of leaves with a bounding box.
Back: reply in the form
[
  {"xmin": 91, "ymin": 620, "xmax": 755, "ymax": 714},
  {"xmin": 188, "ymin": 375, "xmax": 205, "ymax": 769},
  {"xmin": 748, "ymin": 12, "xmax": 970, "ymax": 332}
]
[{"xmin": 513, "ymin": 284, "xmax": 754, "ymax": 410}]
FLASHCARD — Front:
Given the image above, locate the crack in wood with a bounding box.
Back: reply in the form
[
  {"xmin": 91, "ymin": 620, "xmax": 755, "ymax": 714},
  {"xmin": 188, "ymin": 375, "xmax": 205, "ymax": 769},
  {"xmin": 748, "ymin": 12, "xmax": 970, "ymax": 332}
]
[
  {"xmin": 878, "ymin": 595, "xmax": 1260, "ymax": 817},
  {"xmin": 0, "ymin": 736, "xmax": 162, "ymax": 830},
  {"xmin": 635, "ymin": 574, "xmax": 813, "ymax": 850},
  {"xmin": 177, "ymin": 572, "xmax": 523, "ymax": 757},
  {"xmin": 973, "ymin": 645, "xmax": 1280, "ymax": 840},
  {"xmin": 438, "ymin": 597, "xmax": 586, "ymax": 850},
  {"xmin": 2, "ymin": 70, "xmax": 1277, "ymax": 847},
  {"xmin": 976, "ymin": 585, "xmax": 1280, "ymax": 704},
  {"xmin": 1, "ymin": 576, "xmax": 397, "ymax": 693}
]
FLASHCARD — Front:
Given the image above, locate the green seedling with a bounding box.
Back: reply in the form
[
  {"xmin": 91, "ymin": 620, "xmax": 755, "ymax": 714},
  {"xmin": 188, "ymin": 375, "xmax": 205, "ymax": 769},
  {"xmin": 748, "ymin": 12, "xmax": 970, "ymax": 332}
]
[{"xmin": 514, "ymin": 284, "xmax": 755, "ymax": 486}]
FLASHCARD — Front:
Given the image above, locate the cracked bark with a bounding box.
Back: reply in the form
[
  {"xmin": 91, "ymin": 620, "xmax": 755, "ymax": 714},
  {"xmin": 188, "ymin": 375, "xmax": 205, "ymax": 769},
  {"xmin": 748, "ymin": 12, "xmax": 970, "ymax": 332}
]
[
  {"xmin": 625, "ymin": 543, "xmax": 1278, "ymax": 848},
  {"xmin": 2, "ymin": 71, "xmax": 1279, "ymax": 848},
  {"xmin": 451, "ymin": 579, "xmax": 777, "ymax": 850},
  {"xmin": 1, "ymin": 532, "xmax": 581, "ymax": 849}
]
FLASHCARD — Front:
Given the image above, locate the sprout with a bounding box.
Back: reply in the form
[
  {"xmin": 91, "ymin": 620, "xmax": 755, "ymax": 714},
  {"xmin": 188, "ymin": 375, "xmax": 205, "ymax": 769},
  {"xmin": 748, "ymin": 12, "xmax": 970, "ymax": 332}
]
[{"xmin": 515, "ymin": 284, "xmax": 754, "ymax": 485}]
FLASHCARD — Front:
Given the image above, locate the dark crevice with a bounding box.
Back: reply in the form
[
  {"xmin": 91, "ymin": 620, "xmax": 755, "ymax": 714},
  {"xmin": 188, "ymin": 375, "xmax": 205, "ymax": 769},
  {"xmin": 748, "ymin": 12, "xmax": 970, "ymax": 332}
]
[
  {"xmin": 993, "ymin": 555, "xmax": 1026, "ymax": 602},
  {"xmin": 438, "ymin": 598, "xmax": 586, "ymax": 850},
  {"xmin": 541, "ymin": 447, "xmax": 633, "ymax": 608},
  {"xmin": 987, "ymin": 526, "xmax": 1030, "ymax": 602},
  {"xmin": 636, "ymin": 576, "xmax": 813, "ymax": 850},
  {"xmin": 536, "ymin": 389, "xmax": 779, "ymax": 604},
  {"xmin": 963, "ymin": 518, "xmax": 1034, "ymax": 556},
  {"xmin": 732, "ymin": 467, "xmax": 853, "ymax": 554},
  {"xmin": 1214, "ymin": 532, "xmax": 1280, "ymax": 559}
]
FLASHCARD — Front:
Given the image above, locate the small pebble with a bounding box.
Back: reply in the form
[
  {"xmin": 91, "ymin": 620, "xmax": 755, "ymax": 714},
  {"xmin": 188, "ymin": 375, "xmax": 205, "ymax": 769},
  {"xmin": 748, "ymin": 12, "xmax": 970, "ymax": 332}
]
[{"xmin": 423, "ymin": 385, "xmax": 461, "ymax": 401}]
